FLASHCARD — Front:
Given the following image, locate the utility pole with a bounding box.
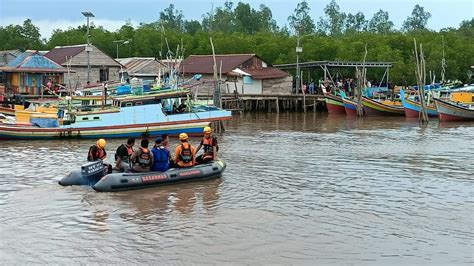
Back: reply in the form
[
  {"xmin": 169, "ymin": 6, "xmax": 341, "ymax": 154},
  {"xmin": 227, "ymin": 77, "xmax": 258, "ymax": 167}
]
[
  {"xmin": 295, "ymin": 30, "xmax": 313, "ymax": 94},
  {"xmin": 296, "ymin": 32, "xmax": 301, "ymax": 94},
  {"xmin": 82, "ymin": 11, "xmax": 95, "ymax": 84}
]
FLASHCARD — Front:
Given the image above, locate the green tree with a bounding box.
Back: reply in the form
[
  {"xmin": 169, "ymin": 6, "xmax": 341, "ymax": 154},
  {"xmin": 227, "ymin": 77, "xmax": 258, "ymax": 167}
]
[
  {"xmin": 288, "ymin": 0, "xmax": 316, "ymax": 35},
  {"xmin": 185, "ymin": 20, "xmax": 202, "ymax": 35},
  {"xmin": 202, "ymin": 1, "xmax": 235, "ymax": 33},
  {"xmin": 159, "ymin": 4, "xmax": 185, "ymax": 32},
  {"xmin": 234, "ymin": 2, "xmax": 256, "ymax": 34},
  {"xmin": 402, "ymin": 5, "xmax": 431, "ymax": 31},
  {"xmin": 368, "ymin": 9, "xmax": 394, "ymax": 34},
  {"xmin": 256, "ymin": 4, "xmax": 278, "ymax": 33},
  {"xmin": 317, "ymin": 0, "xmax": 346, "ymax": 36},
  {"xmin": 345, "ymin": 12, "xmax": 367, "ymax": 33}
]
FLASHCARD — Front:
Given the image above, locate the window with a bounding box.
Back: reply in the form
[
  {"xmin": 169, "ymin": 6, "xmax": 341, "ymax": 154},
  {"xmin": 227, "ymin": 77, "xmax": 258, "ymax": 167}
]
[
  {"xmin": 100, "ymin": 68, "xmax": 109, "ymax": 82},
  {"xmin": 93, "ymin": 117, "xmax": 100, "ymax": 120},
  {"xmin": 82, "ymin": 117, "xmax": 89, "ymax": 121},
  {"xmin": 135, "ymin": 101, "xmax": 143, "ymax": 106}
]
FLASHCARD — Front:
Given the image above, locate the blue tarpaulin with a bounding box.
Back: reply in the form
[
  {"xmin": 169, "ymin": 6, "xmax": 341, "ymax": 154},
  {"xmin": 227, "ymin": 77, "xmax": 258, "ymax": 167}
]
[{"xmin": 31, "ymin": 118, "xmax": 59, "ymax": 128}]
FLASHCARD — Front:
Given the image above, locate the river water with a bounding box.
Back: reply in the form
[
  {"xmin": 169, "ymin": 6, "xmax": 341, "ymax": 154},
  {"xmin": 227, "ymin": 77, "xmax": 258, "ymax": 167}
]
[{"xmin": 0, "ymin": 113, "xmax": 473, "ymax": 264}]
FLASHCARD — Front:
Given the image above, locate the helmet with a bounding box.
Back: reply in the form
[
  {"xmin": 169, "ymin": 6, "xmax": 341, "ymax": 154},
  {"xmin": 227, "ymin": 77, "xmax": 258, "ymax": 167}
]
[
  {"xmin": 179, "ymin": 133, "xmax": 188, "ymax": 141},
  {"xmin": 203, "ymin": 126, "xmax": 212, "ymax": 134},
  {"xmin": 96, "ymin": 138, "xmax": 106, "ymax": 149}
]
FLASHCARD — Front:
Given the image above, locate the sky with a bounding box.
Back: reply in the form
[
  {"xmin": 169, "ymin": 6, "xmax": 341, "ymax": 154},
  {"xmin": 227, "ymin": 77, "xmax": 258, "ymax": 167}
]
[{"xmin": 0, "ymin": 0, "xmax": 473, "ymax": 38}]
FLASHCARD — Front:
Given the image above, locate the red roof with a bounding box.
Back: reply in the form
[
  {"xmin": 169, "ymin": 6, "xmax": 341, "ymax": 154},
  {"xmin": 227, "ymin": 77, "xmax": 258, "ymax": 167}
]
[
  {"xmin": 180, "ymin": 54, "xmax": 255, "ymax": 74},
  {"xmin": 45, "ymin": 46, "xmax": 85, "ymax": 64},
  {"xmin": 242, "ymin": 68, "xmax": 289, "ymax": 80}
]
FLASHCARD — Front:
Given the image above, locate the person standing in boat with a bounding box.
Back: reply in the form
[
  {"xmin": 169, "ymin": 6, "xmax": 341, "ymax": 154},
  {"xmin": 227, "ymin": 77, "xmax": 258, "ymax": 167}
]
[
  {"xmin": 130, "ymin": 139, "xmax": 154, "ymax": 172},
  {"xmin": 114, "ymin": 138, "xmax": 135, "ymax": 172},
  {"xmin": 175, "ymin": 133, "xmax": 196, "ymax": 168},
  {"xmin": 151, "ymin": 137, "xmax": 171, "ymax": 172},
  {"xmin": 87, "ymin": 138, "xmax": 112, "ymax": 174},
  {"xmin": 195, "ymin": 126, "xmax": 218, "ymax": 164}
]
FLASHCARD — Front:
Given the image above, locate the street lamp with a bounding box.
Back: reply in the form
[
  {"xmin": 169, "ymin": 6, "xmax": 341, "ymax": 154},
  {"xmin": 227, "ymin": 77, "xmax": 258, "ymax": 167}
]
[
  {"xmin": 113, "ymin": 39, "xmax": 131, "ymax": 59},
  {"xmin": 82, "ymin": 11, "xmax": 95, "ymax": 84},
  {"xmin": 295, "ymin": 32, "xmax": 313, "ymax": 94}
]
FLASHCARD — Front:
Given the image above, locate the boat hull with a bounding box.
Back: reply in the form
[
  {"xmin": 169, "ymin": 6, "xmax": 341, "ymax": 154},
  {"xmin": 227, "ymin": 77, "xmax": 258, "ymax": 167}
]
[
  {"xmin": 324, "ymin": 94, "xmax": 346, "ymax": 114},
  {"xmin": 0, "ymin": 118, "xmax": 230, "ymax": 140},
  {"xmin": 342, "ymin": 97, "xmax": 360, "ymax": 116},
  {"xmin": 434, "ymin": 98, "xmax": 474, "ymax": 122},
  {"xmin": 400, "ymin": 89, "xmax": 438, "ymax": 118},
  {"xmin": 362, "ymin": 97, "xmax": 405, "ymax": 116},
  {"xmin": 59, "ymin": 160, "xmax": 226, "ymax": 192}
]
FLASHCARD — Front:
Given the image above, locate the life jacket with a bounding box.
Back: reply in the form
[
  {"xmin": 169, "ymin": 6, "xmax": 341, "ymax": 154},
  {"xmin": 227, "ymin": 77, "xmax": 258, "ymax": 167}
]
[
  {"xmin": 202, "ymin": 136, "xmax": 218, "ymax": 159},
  {"xmin": 87, "ymin": 145, "xmax": 106, "ymax": 161},
  {"xmin": 179, "ymin": 143, "xmax": 193, "ymax": 163},
  {"xmin": 151, "ymin": 146, "xmax": 170, "ymax": 172},
  {"xmin": 115, "ymin": 144, "xmax": 134, "ymax": 163},
  {"xmin": 135, "ymin": 147, "xmax": 151, "ymax": 166}
]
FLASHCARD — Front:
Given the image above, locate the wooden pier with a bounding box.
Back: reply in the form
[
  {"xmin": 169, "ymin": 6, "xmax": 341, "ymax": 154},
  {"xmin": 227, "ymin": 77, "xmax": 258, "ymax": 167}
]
[{"xmin": 198, "ymin": 93, "xmax": 326, "ymax": 113}]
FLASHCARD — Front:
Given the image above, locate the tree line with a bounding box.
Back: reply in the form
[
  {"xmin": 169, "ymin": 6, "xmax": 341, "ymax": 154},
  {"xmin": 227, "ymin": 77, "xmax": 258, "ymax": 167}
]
[{"xmin": 0, "ymin": 0, "xmax": 473, "ymax": 84}]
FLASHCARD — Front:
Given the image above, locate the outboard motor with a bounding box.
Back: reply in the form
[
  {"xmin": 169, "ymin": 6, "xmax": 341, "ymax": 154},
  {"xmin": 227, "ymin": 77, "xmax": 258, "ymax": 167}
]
[{"xmin": 59, "ymin": 160, "xmax": 106, "ymax": 186}]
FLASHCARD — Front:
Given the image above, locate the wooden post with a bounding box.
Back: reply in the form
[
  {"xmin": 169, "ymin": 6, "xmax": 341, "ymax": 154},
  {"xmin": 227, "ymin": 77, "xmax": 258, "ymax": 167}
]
[
  {"xmin": 414, "ymin": 39, "xmax": 429, "ymax": 124},
  {"xmin": 276, "ymin": 98, "xmax": 280, "ymax": 113}
]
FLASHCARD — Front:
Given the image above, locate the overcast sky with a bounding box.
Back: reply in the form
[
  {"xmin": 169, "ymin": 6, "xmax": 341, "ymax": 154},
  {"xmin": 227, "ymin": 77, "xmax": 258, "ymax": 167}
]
[{"xmin": 0, "ymin": 0, "xmax": 472, "ymax": 38}]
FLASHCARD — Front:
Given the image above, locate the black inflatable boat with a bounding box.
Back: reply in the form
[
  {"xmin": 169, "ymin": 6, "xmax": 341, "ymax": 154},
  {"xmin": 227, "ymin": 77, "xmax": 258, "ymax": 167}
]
[{"xmin": 59, "ymin": 160, "xmax": 226, "ymax": 192}]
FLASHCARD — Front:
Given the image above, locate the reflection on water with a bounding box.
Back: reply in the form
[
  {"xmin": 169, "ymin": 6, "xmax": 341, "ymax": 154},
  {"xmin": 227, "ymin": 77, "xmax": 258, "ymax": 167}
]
[{"xmin": 0, "ymin": 113, "xmax": 473, "ymax": 264}]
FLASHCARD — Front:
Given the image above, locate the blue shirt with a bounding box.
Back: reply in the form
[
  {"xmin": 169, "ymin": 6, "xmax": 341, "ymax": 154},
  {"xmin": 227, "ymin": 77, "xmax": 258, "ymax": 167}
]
[{"xmin": 151, "ymin": 146, "xmax": 170, "ymax": 172}]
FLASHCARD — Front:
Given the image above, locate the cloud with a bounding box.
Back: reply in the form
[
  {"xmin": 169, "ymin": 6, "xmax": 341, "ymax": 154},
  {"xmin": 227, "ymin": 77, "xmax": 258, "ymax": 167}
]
[{"xmin": 1, "ymin": 17, "xmax": 139, "ymax": 39}]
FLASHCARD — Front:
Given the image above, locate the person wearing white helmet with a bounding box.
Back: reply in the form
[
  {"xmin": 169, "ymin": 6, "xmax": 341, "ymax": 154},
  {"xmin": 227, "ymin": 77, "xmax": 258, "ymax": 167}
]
[{"xmin": 195, "ymin": 126, "xmax": 218, "ymax": 164}]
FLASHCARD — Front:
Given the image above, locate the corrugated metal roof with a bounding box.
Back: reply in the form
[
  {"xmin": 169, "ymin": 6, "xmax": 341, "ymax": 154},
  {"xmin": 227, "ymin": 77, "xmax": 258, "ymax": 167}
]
[
  {"xmin": 240, "ymin": 68, "xmax": 289, "ymax": 80},
  {"xmin": 0, "ymin": 51, "xmax": 67, "ymax": 73},
  {"xmin": 44, "ymin": 45, "xmax": 85, "ymax": 64},
  {"xmin": 180, "ymin": 54, "xmax": 255, "ymax": 74}
]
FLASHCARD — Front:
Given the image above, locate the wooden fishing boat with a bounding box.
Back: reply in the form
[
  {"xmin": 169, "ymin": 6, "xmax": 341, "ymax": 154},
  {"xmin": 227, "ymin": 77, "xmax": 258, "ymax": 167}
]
[
  {"xmin": 0, "ymin": 91, "xmax": 232, "ymax": 140},
  {"xmin": 434, "ymin": 97, "xmax": 474, "ymax": 122},
  {"xmin": 324, "ymin": 93, "xmax": 346, "ymax": 114},
  {"xmin": 361, "ymin": 97, "xmax": 405, "ymax": 116},
  {"xmin": 400, "ymin": 89, "xmax": 438, "ymax": 118},
  {"xmin": 342, "ymin": 97, "xmax": 360, "ymax": 116}
]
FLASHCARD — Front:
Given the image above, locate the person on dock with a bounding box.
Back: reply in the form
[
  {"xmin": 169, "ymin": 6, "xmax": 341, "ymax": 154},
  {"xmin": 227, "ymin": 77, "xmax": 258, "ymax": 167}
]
[
  {"xmin": 195, "ymin": 127, "xmax": 218, "ymax": 164},
  {"xmin": 87, "ymin": 138, "xmax": 112, "ymax": 174},
  {"xmin": 151, "ymin": 137, "xmax": 171, "ymax": 172},
  {"xmin": 130, "ymin": 139, "xmax": 153, "ymax": 172},
  {"xmin": 175, "ymin": 133, "xmax": 196, "ymax": 168},
  {"xmin": 309, "ymin": 80, "xmax": 315, "ymax": 94},
  {"xmin": 114, "ymin": 138, "xmax": 135, "ymax": 172}
]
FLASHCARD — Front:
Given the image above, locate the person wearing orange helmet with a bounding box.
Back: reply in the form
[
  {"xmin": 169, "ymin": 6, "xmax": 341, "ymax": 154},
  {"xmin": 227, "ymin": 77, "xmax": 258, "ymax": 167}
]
[
  {"xmin": 87, "ymin": 138, "xmax": 112, "ymax": 174},
  {"xmin": 195, "ymin": 126, "xmax": 218, "ymax": 164},
  {"xmin": 88, "ymin": 138, "xmax": 107, "ymax": 161},
  {"xmin": 174, "ymin": 133, "xmax": 196, "ymax": 168}
]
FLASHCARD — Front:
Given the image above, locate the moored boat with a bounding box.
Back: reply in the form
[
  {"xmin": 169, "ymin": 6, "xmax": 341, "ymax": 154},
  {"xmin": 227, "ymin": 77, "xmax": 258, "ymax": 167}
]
[
  {"xmin": 342, "ymin": 97, "xmax": 360, "ymax": 116},
  {"xmin": 324, "ymin": 93, "xmax": 346, "ymax": 114},
  {"xmin": 361, "ymin": 97, "xmax": 405, "ymax": 116},
  {"xmin": 400, "ymin": 89, "xmax": 438, "ymax": 118},
  {"xmin": 434, "ymin": 97, "xmax": 474, "ymax": 122},
  {"xmin": 0, "ymin": 90, "xmax": 232, "ymax": 140}
]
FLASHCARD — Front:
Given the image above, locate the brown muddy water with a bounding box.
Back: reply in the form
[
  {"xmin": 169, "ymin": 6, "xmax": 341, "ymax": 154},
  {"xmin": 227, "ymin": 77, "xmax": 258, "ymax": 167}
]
[{"xmin": 0, "ymin": 113, "xmax": 473, "ymax": 264}]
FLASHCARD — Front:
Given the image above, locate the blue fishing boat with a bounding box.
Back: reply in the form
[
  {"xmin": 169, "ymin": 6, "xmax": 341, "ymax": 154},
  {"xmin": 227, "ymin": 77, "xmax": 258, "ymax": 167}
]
[
  {"xmin": 400, "ymin": 88, "xmax": 438, "ymax": 118},
  {"xmin": 0, "ymin": 90, "xmax": 232, "ymax": 139}
]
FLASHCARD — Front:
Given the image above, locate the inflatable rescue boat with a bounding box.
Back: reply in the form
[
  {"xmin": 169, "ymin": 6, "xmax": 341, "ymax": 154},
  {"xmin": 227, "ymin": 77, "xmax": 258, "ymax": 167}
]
[{"xmin": 59, "ymin": 160, "xmax": 226, "ymax": 192}]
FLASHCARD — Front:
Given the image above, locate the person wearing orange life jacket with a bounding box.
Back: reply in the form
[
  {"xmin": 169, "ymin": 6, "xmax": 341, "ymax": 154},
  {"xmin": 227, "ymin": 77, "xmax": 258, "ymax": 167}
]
[
  {"xmin": 87, "ymin": 138, "xmax": 112, "ymax": 174},
  {"xmin": 114, "ymin": 138, "xmax": 135, "ymax": 172},
  {"xmin": 175, "ymin": 133, "xmax": 196, "ymax": 168},
  {"xmin": 130, "ymin": 139, "xmax": 154, "ymax": 172},
  {"xmin": 195, "ymin": 126, "xmax": 218, "ymax": 164}
]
